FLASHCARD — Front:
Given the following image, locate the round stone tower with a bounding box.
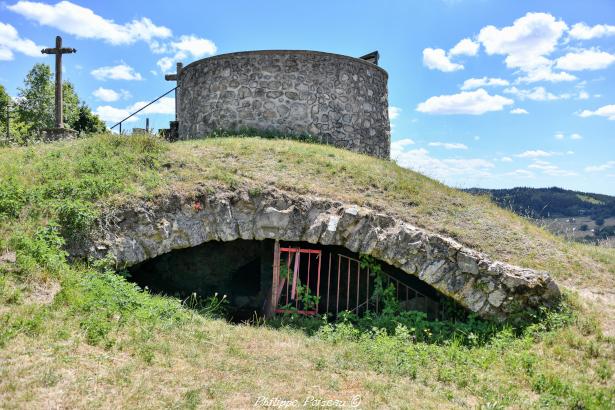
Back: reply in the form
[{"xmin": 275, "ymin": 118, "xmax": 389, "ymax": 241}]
[{"xmin": 176, "ymin": 50, "xmax": 390, "ymax": 158}]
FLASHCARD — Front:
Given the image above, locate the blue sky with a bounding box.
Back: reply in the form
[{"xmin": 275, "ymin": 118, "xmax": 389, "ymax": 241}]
[{"xmin": 1, "ymin": 0, "xmax": 614, "ymax": 194}]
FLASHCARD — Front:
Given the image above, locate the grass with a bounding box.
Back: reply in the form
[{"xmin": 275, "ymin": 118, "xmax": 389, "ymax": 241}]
[{"xmin": 0, "ymin": 133, "xmax": 614, "ymax": 408}]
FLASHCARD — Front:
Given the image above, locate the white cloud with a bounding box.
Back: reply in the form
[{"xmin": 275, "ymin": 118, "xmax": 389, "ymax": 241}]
[
  {"xmin": 570, "ymin": 133, "xmax": 583, "ymax": 140},
  {"xmin": 91, "ymin": 64, "xmax": 143, "ymax": 81},
  {"xmin": 500, "ymin": 156, "xmax": 513, "ymax": 162},
  {"xmin": 528, "ymin": 160, "xmax": 577, "ymax": 177},
  {"xmin": 555, "ymin": 49, "xmax": 615, "ymax": 71},
  {"xmin": 428, "ymin": 142, "xmax": 468, "ymax": 150},
  {"xmin": 578, "ymin": 91, "xmax": 590, "ymax": 100},
  {"xmin": 554, "ymin": 132, "xmax": 565, "ymax": 140},
  {"xmin": 92, "ymin": 87, "xmax": 131, "ymax": 102},
  {"xmin": 510, "ymin": 108, "xmax": 528, "ymax": 115},
  {"xmin": 391, "ymin": 138, "xmax": 415, "ymax": 150},
  {"xmin": 473, "ymin": 136, "xmax": 480, "ymax": 141},
  {"xmin": 171, "ymin": 35, "xmax": 217, "ymax": 58},
  {"xmin": 505, "ymin": 169, "xmax": 535, "ymax": 178},
  {"xmin": 477, "ymin": 12, "xmax": 573, "ymax": 83},
  {"xmin": 515, "ymin": 67, "xmax": 576, "ymax": 83},
  {"xmin": 569, "ymin": 23, "xmax": 615, "ymax": 40},
  {"xmin": 94, "ymin": 97, "xmax": 175, "ymax": 123},
  {"xmin": 0, "ymin": 21, "xmax": 44, "ymax": 60},
  {"xmin": 128, "ymin": 97, "xmax": 175, "ymax": 115},
  {"xmin": 94, "ymin": 105, "xmax": 136, "ymax": 123},
  {"xmin": 585, "ymin": 161, "xmax": 615, "ymax": 172},
  {"xmin": 416, "ymin": 89, "xmax": 513, "ymax": 115},
  {"xmin": 504, "ymin": 86, "xmax": 569, "ymax": 101},
  {"xmin": 8, "ymin": 1, "xmax": 171, "ymax": 46},
  {"xmin": 391, "ymin": 147, "xmax": 494, "ymax": 181},
  {"xmin": 422, "ymin": 48, "xmax": 463, "ymax": 72},
  {"xmin": 388, "ymin": 106, "xmax": 402, "ymax": 120},
  {"xmin": 578, "ymin": 104, "xmax": 615, "ymax": 120},
  {"xmin": 516, "ymin": 150, "xmax": 555, "ymax": 158},
  {"xmin": 461, "ymin": 77, "xmax": 509, "ymax": 90},
  {"xmin": 449, "ymin": 38, "xmax": 479, "ymax": 57},
  {"xmin": 156, "ymin": 56, "xmax": 174, "ymax": 74}
]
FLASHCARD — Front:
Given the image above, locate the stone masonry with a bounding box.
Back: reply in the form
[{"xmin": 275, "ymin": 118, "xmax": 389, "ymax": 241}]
[
  {"xmin": 77, "ymin": 188, "xmax": 560, "ymax": 321},
  {"xmin": 177, "ymin": 50, "xmax": 391, "ymax": 158}
]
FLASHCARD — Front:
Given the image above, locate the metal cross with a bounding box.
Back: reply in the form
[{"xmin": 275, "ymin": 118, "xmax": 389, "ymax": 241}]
[
  {"xmin": 41, "ymin": 36, "xmax": 76, "ymax": 128},
  {"xmin": 165, "ymin": 62, "xmax": 183, "ymax": 121}
]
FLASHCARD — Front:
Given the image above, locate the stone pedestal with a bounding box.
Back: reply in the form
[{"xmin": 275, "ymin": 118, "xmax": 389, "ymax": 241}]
[
  {"xmin": 162, "ymin": 121, "xmax": 179, "ymax": 142},
  {"xmin": 42, "ymin": 128, "xmax": 78, "ymax": 142}
]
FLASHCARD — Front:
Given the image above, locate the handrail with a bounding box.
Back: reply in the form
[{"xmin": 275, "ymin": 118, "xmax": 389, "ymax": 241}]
[{"xmin": 110, "ymin": 86, "xmax": 177, "ymax": 133}]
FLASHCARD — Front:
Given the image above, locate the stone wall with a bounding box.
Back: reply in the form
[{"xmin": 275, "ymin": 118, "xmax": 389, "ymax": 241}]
[
  {"xmin": 177, "ymin": 50, "xmax": 391, "ymax": 158},
  {"xmin": 75, "ymin": 188, "xmax": 560, "ymax": 321}
]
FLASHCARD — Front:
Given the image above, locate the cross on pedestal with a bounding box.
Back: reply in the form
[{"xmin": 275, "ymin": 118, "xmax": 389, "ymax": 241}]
[
  {"xmin": 41, "ymin": 36, "xmax": 76, "ymax": 129},
  {"xmin": 165, "ymin": 62, "xmax": 183, "ymax": 121}
]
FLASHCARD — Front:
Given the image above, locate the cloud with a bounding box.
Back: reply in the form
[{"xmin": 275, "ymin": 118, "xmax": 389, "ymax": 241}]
[
  {"xmin": 0, "ymin": 21, "xmax": 44, "ymax": 60},
  {"xmin": 569, "ymin": 23, "xmax": 615, "ymax": 40},
  {"xmin": 416, "ymin": 89, "xmax": 513, "ymax": 115},
  {"xmin": 449, "ymin": 38, "xmax": 479, "ymax": 57},
  {"xmin": 505, "ymin": 169, "xmax": 535, "ymax": 178},
  {"xmin": 461, "ymin": 77, "xmax": 509, "ymax": 90},
  {"xmin": 578, "ymin": 91, "xmax": 589, "ymax": 100},
  {"xmin": 555, "ymin": 49, "xmax": 615, "ymax": 71},
  {"xmin": 500, "ymin": 156, "xmax": 513, "ymax": 162},
  {"xmin": 504, "ymin": 86, "xmax": 569, "ymax": 101},
  {"xmin": 128, "ymin": 97, "xmax": 175, "ymax": 116},
  {"xmin": 91, "ymin": 64, "xmax": 143, "ymax": 81},
  {"xmin": 391, "ymin": 138, "xmax": 415, "ymax": 150},
  {"xmin": 156, "ymin": 56, "xmax": 175, "ymax": 74},
  {"xmin": 528, "ymin": 160, "xmax": 577, "ymax": 176},
  {"xmin": 94, "ymin": 97, "xmax": 175, "ymax": 123},
  {"xmin": 155, "ymin": 35, "xmax": 217, "ymax": 74},
  {"xmin": 388, "ymin": 106, "xmax": 401, "ymax": 120},
  {"xmin": 516, "ymin": 150, "xmax": 555, "ymax": 158},
  {"xmin": 391, "ymin": 147, "xmax": 494, "ymax": 181},
  {"xmin": 554, "ymin": 132, "xmax": 565, "ymax": 140},
  {"xmin": 8, "ymin": 1, "xmax": 171, "ymax": 46},
  {"xmin": 585, "ymin": 161, "xmax": 615, "ymax": 172},
  {"xmin": 510, "ymin": 108, "xmax": 528, "ymax": 115},
  {"xmin": 92, "ymin": 87, "xmax": 131, "ymax": 102},
  {"xmin": 428, "ymin": 142, "xmax": 468, "ymax": 150},
  {"xmin": 477, "ymin": 12, "xmax": 574, "ymax": 83},
  {"xmin": 94, "ymin": 106, "xmax": 136, "ymax": 123},
  {"xmin": 578, "ymin": 104, "xmax": 615, "ymax": 120},
  {"xmin": 422, "ymin": 48, "xmax": 463, "ymax": 72},
  {"xmin": 171, "ymin": 35, "xmax": 217, "ymax": 59},
  {"xmin": 570, "ymin": 133, "xmax": 583, "ymax": 140},
  {"xmin": 515, "ymin": 67, "xmax": 576, "ymax": 83}
]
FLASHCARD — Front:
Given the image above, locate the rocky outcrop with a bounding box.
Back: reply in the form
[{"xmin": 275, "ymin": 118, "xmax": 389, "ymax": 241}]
[{"xmin": 77, "ymin": 188, "xmax": 560, "ymax": 321}]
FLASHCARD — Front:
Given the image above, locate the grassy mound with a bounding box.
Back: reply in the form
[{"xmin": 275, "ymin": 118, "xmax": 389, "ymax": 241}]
[{"xmin": 1, "ymin": 134, "xmax": 613, "ymax": 408}]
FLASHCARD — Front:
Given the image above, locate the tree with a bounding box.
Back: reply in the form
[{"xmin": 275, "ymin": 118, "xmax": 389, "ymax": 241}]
[
  {"xmin": 15, "ymin": 63, "xmax": 81, "ymax": 139},
  {"xmin": 0, "ymin": 85, "xmax": 9, "ymax": 139},
  {"xmin": 71, "ymin": 103, "xmax": 106, "ymax": 134},
  {"xmin": 16, "ymin": 63, "xmax": 54, "ymax": 134}
]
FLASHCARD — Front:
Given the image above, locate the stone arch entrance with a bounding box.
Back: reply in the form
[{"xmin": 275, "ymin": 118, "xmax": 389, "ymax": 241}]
[
  {"xmin": 78, "ymin": 188, "xmax": 559, "ymax": 321},
  {"xmin": 127, "ymin": 238, "xmax": 447, "ymax": 321}
]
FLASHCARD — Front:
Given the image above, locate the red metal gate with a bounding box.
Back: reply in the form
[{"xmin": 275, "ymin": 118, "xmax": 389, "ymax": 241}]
[
  {"xmin": 271, "ymin": 242, "xmax": 322, "ymax": 315},
  {"xmin": 270, "ymin": 241, "xmax": 438, "ymax": 318}
]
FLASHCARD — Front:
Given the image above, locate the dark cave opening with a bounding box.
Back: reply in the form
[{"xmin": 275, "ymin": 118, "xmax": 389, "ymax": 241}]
[{"xmin": 128, "ymin": 239, "xmax": 459, "ymax": 322}]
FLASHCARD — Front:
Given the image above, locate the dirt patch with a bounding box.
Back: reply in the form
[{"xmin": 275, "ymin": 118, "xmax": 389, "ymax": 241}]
[
  {"xmin": 570, "ymin": 285, "xmax": 615, "ymax": 337},
  {"xmin": 25, "ymin": 281, "xmax": 61, "ymax": 305}
]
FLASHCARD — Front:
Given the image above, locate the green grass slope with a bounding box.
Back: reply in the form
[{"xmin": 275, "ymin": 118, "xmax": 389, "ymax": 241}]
[{"xmin": 1, "ymin": 134, "xmax": 614, "ymax": 408}]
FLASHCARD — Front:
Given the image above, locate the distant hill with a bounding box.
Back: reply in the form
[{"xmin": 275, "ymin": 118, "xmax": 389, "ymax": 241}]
[{"xmin": 465, "ymin": 187, "xmax": 615, "ymax": 241}]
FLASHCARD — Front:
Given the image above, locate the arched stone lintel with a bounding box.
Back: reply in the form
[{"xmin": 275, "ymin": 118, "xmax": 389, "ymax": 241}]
[{"xmin": 82, "ymin": 189, "xmax": 560, "ymax": 321}]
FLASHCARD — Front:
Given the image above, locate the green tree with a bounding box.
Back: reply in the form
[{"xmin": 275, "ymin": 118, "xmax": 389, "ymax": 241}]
[
  {"xmin": 71, "ymin": 103, "xmax": 106, "ymax": 134},
  {"xmin": 16, "ymin": 63, "xmax": 54, "ymax": 133},
  {"xmin": 0, "ymin": 85, "xmax": 9, "ymax": 139},
  {"xmin": 15, "ymin": 63, "xmax": 81, "ymax": 139}
]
